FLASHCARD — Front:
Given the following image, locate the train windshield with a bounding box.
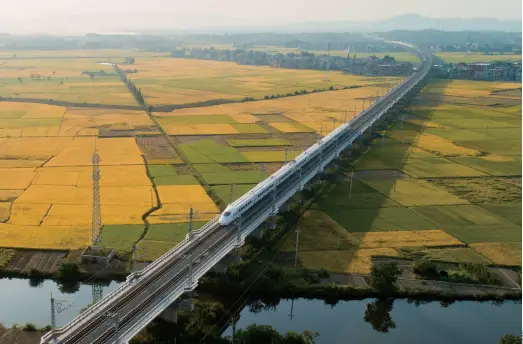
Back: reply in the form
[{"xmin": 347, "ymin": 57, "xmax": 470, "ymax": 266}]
[{"xmin": 224, "ymin": 211, "xmax": 231, "ymax": 217}]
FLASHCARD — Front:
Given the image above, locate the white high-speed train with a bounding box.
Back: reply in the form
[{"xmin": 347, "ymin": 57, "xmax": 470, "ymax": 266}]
[{"xmin": 218, "ymin": 117, "xmax": 360, "ymax": 226}]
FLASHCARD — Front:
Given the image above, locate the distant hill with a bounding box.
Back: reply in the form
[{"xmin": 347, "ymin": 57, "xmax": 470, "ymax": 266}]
[
  {"xmin": 276, "ymin": 14, "xmax": 522, "ymax": 33},
  {"xmin": 1, "ymin": 12, "xmax": 521, "ymax": 35}
]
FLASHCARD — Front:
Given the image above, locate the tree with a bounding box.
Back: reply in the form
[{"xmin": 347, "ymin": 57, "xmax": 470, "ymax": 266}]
[
  {"xmin": 364, "ymin": 299, "xmax": 396, "ymax": 333},
  {"xmin": 17, "ymin": 77, "xmax": 22, "ymax": 83},
  {"xmin": 499, "ymin": 334, "xmax": 522, "ymax": 344},
  {"xmin": 370, "ymin": 262, "xmax": 401, "ymax": 297},
  {"xmin": 57, "ymin": 262, "xmax": 81, "ymax": 282},
  {"xmin": 235, "ymin": 324, "xmax": 283, "ymax": 344}
]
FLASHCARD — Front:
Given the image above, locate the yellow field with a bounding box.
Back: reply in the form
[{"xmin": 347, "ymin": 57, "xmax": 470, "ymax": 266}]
[
  {"xmin": 299, "ymin": 248, "xmax": 398, "ymax": 274},
  {"xmin": 154, "ymin": 86, "xmax": 384, "ymax": 137},
  {"xmin": 129, "ymin": 58, "xmax": 399, "ymax": 106},
  {"xmin": 0, "ymin": 223, "xmax": 90, "ymax": 250},
  {"xmin": 471, "ymin": 242, "xmax": 522, "ymax": 266},
  {"xmin": 268, "ymin": 122, "xmax": 312, "ymax": 133},
  {"xmin": 0, "ymin": 203, "xmax": 10, "ymax": 221},
  {"xmin": 7, "ymin": 203, "xmax": 50, "ymax": 225},
  {"xmin": 161, "ymin": 123, "xmax": 240, "ymax": 135},
  {"xmin": 0, "ymin": 168, "xmax": 36, "ymax": 189},
  {"xmin": 148, "ymin": 185, "xmax": 219, "ymax": 224},
  {"xmin": 42, "ymin": 204, "xmax": 151, "ymax": 226},
  {"xmin": 353, "ymin": 230, "xmax": 463, "ymax": 249},
  {"xmin": 46, "ymin": 137, "xmax": 144, "ymax": 166},
  {"xmin": 415, "ymin": 133, "xmax": 481, "ymax": 157},
  {"xmin": 0, "ymin": 59, "xmax": 136, "ymax": 106}
]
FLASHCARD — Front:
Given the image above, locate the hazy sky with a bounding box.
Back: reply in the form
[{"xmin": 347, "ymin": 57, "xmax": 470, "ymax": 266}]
[{"xmin": 0, "ymin": 0, "xmax": 521, "ymax": 32}]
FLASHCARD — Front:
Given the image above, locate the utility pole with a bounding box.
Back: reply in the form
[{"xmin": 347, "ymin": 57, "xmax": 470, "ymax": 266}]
[
  {"xmin": 348, "ymin": 170, "xmax": 354, "ymax": 200},
  {"xmin": 229, "ymin": 184, "xmax": 235, "ymax": 204},
  {"xmin": 332, "ymin": 118, "xmax": 336, "ymax": 131},
  {"xmin": 50, "ymin": 294, "xmax": 56, "ymax": 343},
  {"xmin": 259, "ymin": 163, "xmax": 265, "ymax": 181},
  {"xmin": 132, "ymin": 244, "xmax": 137, "ymax": 273},
  {"xmin": 50, "ymin": 293, "xmax": 74, "ymax": 343},
  {"xmin": 92, "ymin": 284, "xmax": 103, "ymax": 304},
  {"xmin": 289, "ymin": 299, "xmax": 295, "ymax": 320},
  {"xmin": 284, "ymin": 148, "xmax": 288, "ymax": 163},
  {"xmin": 91, "ymin": 150, "xmax": 102, "ymax": 248},
  {"xmin": 294, "ymin": 227, "xmax": 300, "ymax": 267},
  {"xmin": 188, "ymin": 207, "xmax": 194, "ymax": 239}
]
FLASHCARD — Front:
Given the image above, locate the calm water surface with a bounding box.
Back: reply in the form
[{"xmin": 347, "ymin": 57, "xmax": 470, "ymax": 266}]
[
  {"xmin": 0, "ymin": 278, "xmax": 120, "ymax": 327},
  {"xmin": 224, "ymin": 298, "xmax": 522, "ymax": 344},
  {"xmin": 0, "ymin": 277, "xmax": 520, "ymax": 343}
]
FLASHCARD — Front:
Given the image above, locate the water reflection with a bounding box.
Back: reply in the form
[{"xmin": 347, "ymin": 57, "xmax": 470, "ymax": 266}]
[
  {"xmin": 0, "ymin": 278, "xmax": 120, "ymax": 327},
  {"xmin": 363, "ymin": 299, "xmax": 395, "ymax": 333},
  {"xmin": 224, "ymin": 297, "xmax": 521, "ymax": 344}
]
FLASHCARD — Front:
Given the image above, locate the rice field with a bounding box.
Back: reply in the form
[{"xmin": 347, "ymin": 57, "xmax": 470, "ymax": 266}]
[
  {"xmin": 297, "ymin": 78, "xmax": 521, "ymax": 273},
  {"xmin": 128, "ymin": 58, "xmax": 399, "ymax": 106},
  {"xmin": 0, "ymin": 59, "xmax": 136, "ymax": 106},
  {"xmin": 0, "ymin": 52, "xmax": 519, "ymax": 273}
]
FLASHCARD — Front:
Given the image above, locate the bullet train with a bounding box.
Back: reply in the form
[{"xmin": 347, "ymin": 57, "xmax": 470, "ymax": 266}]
[{"xmin": 219, "ymin": 42, "xmax": 430, "ymax": 226}]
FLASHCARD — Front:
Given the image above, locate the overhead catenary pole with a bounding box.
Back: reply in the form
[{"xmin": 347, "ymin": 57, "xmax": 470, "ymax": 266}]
[
  {"xmin": 348, "ymin": 170, "xmax": 354, "ymax": 200},
  {"xmin": 229, "ymin": 184, "xmax": 235, "ymax": 204},
  {"xmin": 188, "ymin": 207, "xmax": 194, "ymax": 239},
  {"xmin": 294, "ymin": 227, "xmax": 300, "ymax": 267},
  {"xmin": 51, "ymin": 294, "xmax": 56, "ymax": 343}
]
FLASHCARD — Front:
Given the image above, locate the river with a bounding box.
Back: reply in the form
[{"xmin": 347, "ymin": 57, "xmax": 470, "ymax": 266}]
[
  {"xmin": 0, "ymin": 278, "xmax": 120, "ymax": 327},
  {"xmin": 0, "ymin": 278, "xmax": 520, "ymax": 342},
  {"xmin": 223, "ymin": 298, "xmax": 522, "ymax": 344}
]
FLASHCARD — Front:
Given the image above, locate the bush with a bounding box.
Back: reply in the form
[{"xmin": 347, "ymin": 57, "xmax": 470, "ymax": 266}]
[
  {"xmin": 57, "ymin": 262, "xmax": 81, "ymax": 282},
  {"xmin": 23, "ymin": 323, "xmax": 37, "ymax": 332},
  {"xmin": 461, "ymin": 263, "xmax": 501, "ymax": 285},
  {"xmin": 371, "ymin": 262, "xmax": 401, "ymax": 297},
  {"xmin": 319, "ymin": 268, "xmax": 330, "ymax": 278},
  {"xmin": 499, "ymin": 334, "xmax": 521, "ymax": 344},
  {"xmin": 414, "ymin": 260, "xmax": 439, "ymax": 279}
]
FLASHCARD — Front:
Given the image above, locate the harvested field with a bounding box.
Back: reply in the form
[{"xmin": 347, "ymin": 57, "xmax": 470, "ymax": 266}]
[
  {"xmin": 280, "ymin": 210, "xmax": 360, "ymax": 252},
  {"xmin": 428, "ymin": 178, "xmax": 522, "ymax": 204},
  {"xmin": 299, "ymin": 248, "xmax": 398, "ymax": 274},
  {"xmin": 6, "ymin": 250, "xmax": 66, "ymax": 273},
  {"xmin": 353, "ymin": 229, "xmax": 463, "ymax": 249},
  {"xmin": 471, "ymin": 242, "xmax": 521, "ymax": 266},
  {"xmin": 398, "ymin": 246, "xmax": 490, "ymax": 264}
]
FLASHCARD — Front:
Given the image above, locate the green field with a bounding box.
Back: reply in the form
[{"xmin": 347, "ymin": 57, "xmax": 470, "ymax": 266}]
[
  {"xmin": 212, "ymin": 184, "xmax": 256, "ymax": 204},
  {"xmin": 435, "ymin": 52, "xmax": 522, "ymax": 63},
  {"xmin": 99, "ymin": 225, "xmax": 145, "ymax": 253},
  {"xmin": 302, "ymin": 78, "xmax": 522, "ymax": 272},
  {"xmin": 226, "ymin": 139, "xmax": 291, "ymax": 147},
  {"xmin": 137, "ymin": 222, "xmax": 207, "ymax": 260},
  {"xmin": 178, "ymin": 139, "xmax": 249, "ymax": 164}
]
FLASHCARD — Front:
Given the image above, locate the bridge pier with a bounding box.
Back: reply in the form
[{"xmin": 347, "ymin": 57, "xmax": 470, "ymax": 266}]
[
  {"xmin": 158, "ymin": 296, "xmax": 194, "ymax": 323},
  {"xmin": 211, "ymin": 250, "xmax": 243, "ymax": 275}
]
